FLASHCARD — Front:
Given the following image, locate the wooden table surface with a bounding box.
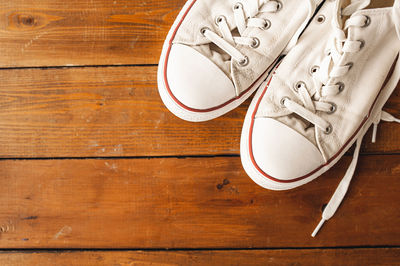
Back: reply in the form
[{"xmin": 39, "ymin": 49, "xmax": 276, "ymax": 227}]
[{"xmin": 0, "ymin": 0, "xmax": 399, "ymax": 265}]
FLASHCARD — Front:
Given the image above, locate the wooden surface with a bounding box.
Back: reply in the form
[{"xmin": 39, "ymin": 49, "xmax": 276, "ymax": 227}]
[
  {"xmin": 0, "ymin": 0, "xmax": 398, "ymax": 265},
  {"xmin": 0, "ymin": 0, "xmax": 182, "ymax": 67},
  {"xmin": 0, "ymin": 249, "xmax": 398, "ymax": 266},
  {"xmin": 0, "ymin": 66, "xmax": 398, "ymax": 158},
  {"xmin": 0, "ymin": 156, "xmax": 399, "ymax": 248}
]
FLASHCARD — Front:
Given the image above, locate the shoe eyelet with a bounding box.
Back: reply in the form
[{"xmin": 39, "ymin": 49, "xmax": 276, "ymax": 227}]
[
  {"xmin": 327, "ymin": 102, "xmax": 337, "ymax": 114},
  {"xmin": 215, "ymin": 15, "xmax": 226, "ymax": 25},
  {"xmin": 362, "ymin": 15, "xmax": 371, "ymax": 28},
  {"xmin": 345, "ymin": 62, "xmax": 354, "ymax": 71},
  {"xmin": 250, "ymin": 37, "xmax": 260, "ymax": 48},
  {"xmin": 280, "ymin": 96, "xmax": 290, "ymax": 106},
  {"xmin": 324, "ymin": 124, "xmax": 333, "ymax": 135},
  {"xmin": 233, "ymin": 2, "xmax": 243, "ymax": 11},
  {"xmin": 275, "ymin": 0, "xmax": 283, "ymax": 11},
  {"xmin": 294, "ymin": 81, "xmax": 306, "ymax": 92},
  {"xmin": 200, "ymin": 27, "xmax": 210, "ymax": 36},
  {"xmin": 260, "ymin": 19, "xmax": 271, "ymax": 30},
  {"xmin": 309, "ymin": 65, "xmax": 320, "ymax": 75},
  {"xmin": 336, "ymin": 82, "xmax": 345, "ymax": 93},
  {"xmin": 358, "ymin": 39, "xmax": 365, "ymax": 50},
  {"xmin": 316, "ymin": 15, "xmax": 325, "ymax": 24},
  {"xmin": 238, "ymin": 56, "xmax": 249, "ymax": 67}
]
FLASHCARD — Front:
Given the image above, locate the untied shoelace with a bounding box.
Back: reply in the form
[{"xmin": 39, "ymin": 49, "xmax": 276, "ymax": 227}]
[
  {"xmin": 311, "ymin": 0, "xmax": 400, "ymax": 237},
  {"xmin": 312, "ymin": 110, "xmax": 400, "ymax": 237}
]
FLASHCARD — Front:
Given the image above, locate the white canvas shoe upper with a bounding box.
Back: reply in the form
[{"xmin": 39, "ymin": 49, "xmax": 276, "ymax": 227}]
[
  {"xmin": 158, "ymin": 0, "xmax": 323, "ymax": 122},
  {"xmin": 241, "ymin": 0, "xmax": 400, "ymax": 236}
]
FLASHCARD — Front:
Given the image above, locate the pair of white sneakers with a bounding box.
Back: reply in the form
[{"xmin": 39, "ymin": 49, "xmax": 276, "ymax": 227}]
[{"xmin": 157, "ymin": 0, "xmax": 400, "ymax": 237}]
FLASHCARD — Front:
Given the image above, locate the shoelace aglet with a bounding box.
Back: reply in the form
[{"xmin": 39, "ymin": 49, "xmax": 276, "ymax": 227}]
[
  {"xmin": 311, "ymin": 218, "xmax": 326, "ymax": 237},
  {"xmin": 372, "ymin": 123, "xmax": 378, "ymax": 143}
]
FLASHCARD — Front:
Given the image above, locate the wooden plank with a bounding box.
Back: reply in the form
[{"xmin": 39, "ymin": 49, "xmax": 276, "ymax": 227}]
[
  {"xmin": 0, "ymin": 66, "xmax": 398, "ymax": 158},
  {"xmin": 0, "ymin": 155, "xmax": 398, "ymax": 248},
  {"xmin": 0, "ymin": 249, "xmax": 399, "ymax": 266},
  {"xmin": 0, "ymin": 0, "xmax": 184, "ymax": 67},
  {"xmin": 0, "ymin": 0, "xmax": 395, "ymax": 68}
]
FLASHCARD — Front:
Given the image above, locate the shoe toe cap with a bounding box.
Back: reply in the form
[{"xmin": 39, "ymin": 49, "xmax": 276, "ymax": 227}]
[
  {"xmin": 251, "ymin": 118, "xmax": 324, "ymax": 181},
  {"xmin": 165, "ymin": 43, "xmax": 236, "ymax": 110}
]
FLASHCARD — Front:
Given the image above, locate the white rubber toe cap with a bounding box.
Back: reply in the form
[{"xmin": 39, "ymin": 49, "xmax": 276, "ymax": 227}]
[
  {"xmin": 166, "ymin": 43, "xmax": 236, "ymax": 110},
  {"xmin": 251, "ymin": 118, "xmax": 325, "ymax": 180}
]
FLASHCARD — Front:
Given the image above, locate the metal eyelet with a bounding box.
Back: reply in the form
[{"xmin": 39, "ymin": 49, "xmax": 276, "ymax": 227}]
[
  {"xmin": 280, "ymin": 96, "xmax": 290, "ymax": 106},
  {"xmin": 200, "ymin": 27, "xmax": 209, "ymax": 36},
  {"xmin": 345, "ymin": 62, "xmax": 354, "ymax": 71},
  {"xmin": 327, "ymin": 102, "xmax": 337, "ymax": 114},
  {"xmin": 316, "ymin": 15, "xmax": 325, "ymax": 24},
  {"xmin": 250, "ymin": 37, "xmax": 260, "ymax": 48},
  {"xmin": 215, "ymin": 15, "xmax": 226, "ymax": 25},
  {"xmin": 260, "ymin": 19, "xmax": 271, "ymax": 30},
  {"xmin": 336, "ymin": 82, "xmax": 345, "ymax": 93},
  {"xmin": 294, "ymin": 81, "xmax": 306, "ymax": 92},
  {"xmin": 275, "ymin": 0, "xmax": 283, "ymax": 11},
  {"xmin": 233, "ymin": 2, "xmax": 243, "ymax": 10},
  {"xmin": 324, "ymin": 124, "xmax": 333, "ymax": 135},
  {"xmin": 362, "ymin": 15, "xmax": 371, "ymax": 28},
  {"xmin": 358, "ymin": 39, "xmax": 365, "ymax": 50},
  {"xmin": 238, "ymin": 56, "xmax": 249, "ymax": 67},
  {"xmin": 309, "ymin": 65, "xmax": 320, "ymax": 75}
]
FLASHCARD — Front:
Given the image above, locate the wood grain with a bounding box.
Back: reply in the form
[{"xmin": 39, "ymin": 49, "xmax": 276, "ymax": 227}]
[
  {"xmin": 0, "ymin": 66, "xmax": 398, "ymax": 158},
  {"xmin": 0, "ymin": 155, "xmax": 398, "ymax": 249},
  {"xmin": 0, "ymin": 0, "xmax": 398, "ymax": 264},
  {"xmin": 0, "ymin": 249, "xmax": 399, "ymax": 266},
  {"xmin": 0, "ymin": 0, "xmax": 185, "ymax": 67}
]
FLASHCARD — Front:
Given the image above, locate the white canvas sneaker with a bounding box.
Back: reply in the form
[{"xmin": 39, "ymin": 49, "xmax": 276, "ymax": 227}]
[
  {"xmin": 158, "ymin": 0, "xmax": 323, "ymax": 122},
  {"xmin": 241, "ymin": 0, "xmax": 400, "ymax": 236}
]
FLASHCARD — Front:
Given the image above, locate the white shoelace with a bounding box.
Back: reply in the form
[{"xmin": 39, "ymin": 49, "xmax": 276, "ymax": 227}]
[
  {"xmin": 201, "ymin": 0, "xmax": 315, "ymax": 69},
  {"xmin": 281, "ymin": 0, "xmax": 372, "ymax": 134},
  {"xmin": 312, "ymin": 111, "xmax": 400, "ymax": 237},
  {"xmin": 272, "ymin": 0, "xmax": 400, "ymax": 237},
  {"xmin": 309, "ymin": 0, "xmax": 400, "ymax": 237},
  {"xmin": 201, "ymin": 0, "xmax": 280, "ymax": 68}
]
